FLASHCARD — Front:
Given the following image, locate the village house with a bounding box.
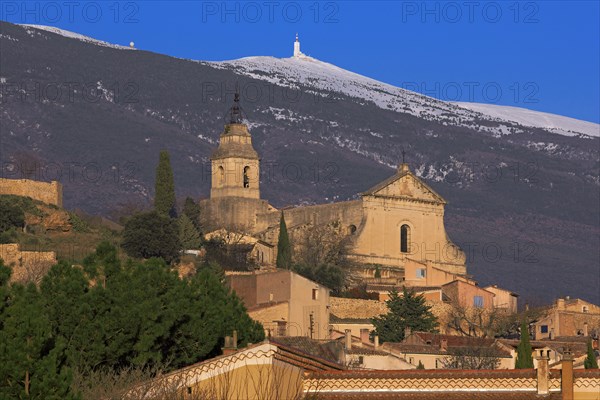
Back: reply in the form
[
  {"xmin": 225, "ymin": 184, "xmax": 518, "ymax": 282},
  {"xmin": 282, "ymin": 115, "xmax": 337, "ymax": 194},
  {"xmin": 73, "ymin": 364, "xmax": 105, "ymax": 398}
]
[
  {"xmin": 533, "ymin": 297, "xmax": 600, "ymax": 340},
  {"xmin": 497, "ymin": 335, "xmax": 599, "ymax": 370},
  {"xmin": 125, "ymin": 334, "xmax": 344, "ymax": 400},
  {"xmin": 329, "ymin": 328, "xmax": 415, "ymax": 370},
  {"xmin": 226, "ymin": 270, "xmax": 331, "ymax": 339},
  {"xmin": 485, "ymin": 284, "xmax": 519, "ymax": 313}
]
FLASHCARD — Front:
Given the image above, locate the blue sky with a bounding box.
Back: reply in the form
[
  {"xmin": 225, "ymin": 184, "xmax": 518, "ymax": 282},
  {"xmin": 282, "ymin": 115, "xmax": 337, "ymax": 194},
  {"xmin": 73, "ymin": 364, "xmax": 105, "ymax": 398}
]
[{"xmin": 3, "ymin": 0, "xmax": 599, "ymax": 122}]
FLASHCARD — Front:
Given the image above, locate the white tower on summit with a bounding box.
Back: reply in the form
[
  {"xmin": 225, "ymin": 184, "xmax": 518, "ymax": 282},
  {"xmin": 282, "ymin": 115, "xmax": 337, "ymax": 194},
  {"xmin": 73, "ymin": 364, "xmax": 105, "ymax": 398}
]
[{"xmin": 293, "ymin": 33, "xmax": 302, "ymax": 57}]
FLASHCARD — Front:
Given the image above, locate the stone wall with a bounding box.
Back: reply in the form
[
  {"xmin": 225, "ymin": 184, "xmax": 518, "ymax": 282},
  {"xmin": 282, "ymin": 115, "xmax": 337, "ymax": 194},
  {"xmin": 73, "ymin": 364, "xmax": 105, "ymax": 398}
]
[
  {"xmin": 0, "ymin": 243, "xmax": 57, "ymax": 284},
  {"xmin": 0, "ymin": 178, "xmax": 63, "ymax": 207},
  {"xmin": 330, "ymin": 297, "xmax": 388, "ymax": 320}
]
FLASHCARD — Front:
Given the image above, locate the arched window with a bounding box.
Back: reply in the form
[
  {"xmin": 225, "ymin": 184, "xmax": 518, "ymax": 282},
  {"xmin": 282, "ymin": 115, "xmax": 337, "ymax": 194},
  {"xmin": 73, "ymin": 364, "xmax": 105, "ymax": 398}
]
[
  {"xmin": 218, "ymin": 166, "xmax": 225, "ymax": 186},
  {"xmin": 400, "ymin": 224, "xmax": 410, "ymax": 253},
  {"xmin": 243, "ymin": 166, "xmax": 250, "ymax": 188},
  {"xmin": 348, "ymin": 225, "xmax": 357, "ymax": 235}
]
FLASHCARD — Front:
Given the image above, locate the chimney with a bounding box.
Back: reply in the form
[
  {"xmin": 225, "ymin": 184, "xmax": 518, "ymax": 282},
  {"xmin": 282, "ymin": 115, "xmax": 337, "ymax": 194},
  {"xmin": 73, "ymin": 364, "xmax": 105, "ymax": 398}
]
[
  {"xmin": 345, "ymin": 329, "xmax": 352, "ymax": 351},
  {"xmin": 536, "ymin": 350, "xmax": 550, "ymax": 395},
  {"xmin": 557, "ymin": 298, "xmax": 565, "ymax": 310},
  {"xmin": 374, "ymin": 335, "xmax": 379, "ymax": 348},
  {"xmin": 440, "ymin": 339, "xmax": 448, "ymax": 352},
  {"xmin": 561, "ymin": 348, "xmax": 574, "ymax": 400},
  {"xmin": 404, "ymin": 327, "xmax": 412, "ymax": 340},
  {"xmin": 360, "ymin": 329, "xmax": 370, "ymax": 345},
  {"xmin": 583, "ymin": 322, "xmax": 589, "ymax": 337},
  {"xmin": 221, "ymin": 330, "xmax": 239, "ymax": 356}
]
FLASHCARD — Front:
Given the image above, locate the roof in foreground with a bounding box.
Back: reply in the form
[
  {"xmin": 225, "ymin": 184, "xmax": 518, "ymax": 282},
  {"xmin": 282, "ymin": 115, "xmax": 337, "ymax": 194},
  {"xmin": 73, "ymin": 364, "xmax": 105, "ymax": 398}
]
[{"xmin": 307, "ymin": 393, "xmax": 562, "ymax": 400}]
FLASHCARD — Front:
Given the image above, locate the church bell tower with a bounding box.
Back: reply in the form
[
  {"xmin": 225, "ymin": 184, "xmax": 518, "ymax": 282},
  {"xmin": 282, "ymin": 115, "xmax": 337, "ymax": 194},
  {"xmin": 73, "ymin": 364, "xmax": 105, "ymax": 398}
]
[{"xmin": 210, "ymin": 93, "xmax": 260, "ymax": 199}]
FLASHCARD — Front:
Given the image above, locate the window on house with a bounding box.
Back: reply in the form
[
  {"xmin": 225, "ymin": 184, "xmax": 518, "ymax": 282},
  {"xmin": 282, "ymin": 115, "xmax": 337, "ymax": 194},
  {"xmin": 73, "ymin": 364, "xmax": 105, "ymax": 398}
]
[
  {"xmin": 358, "ymin": 356, "xmax": 364, "ymax": 364},
  {"xmin": 312, "ymin": 289, "xmax": 318, "ymax": 300},
  {"xmin": 540, "ymin": 325, "xmax": 548, "ymax": 334},
  {"xmin": 243, "ymin": 166, "xmax": 250, "ymax": 188},
  {"xmin": 583, "ymin": 306, "xmax": 589, "ymax": 313},
  {"xmin": 400, "ymin": 224, "xmax": 410, "ymax": 253},
  {"xmin": 473, "ymin": 296, "xmax": 484, "ymax": 308},
  {"xmin": 409, "ymin": 357, "xmax": 414, "ymax": 364},
  {"xmin": 187, "ymin": 387, "xmax": 192, "ymax": 395},
  {"xmin": 416, "ymin": 268, "xmax": 426, "ymax": 279},
  {"xmin": 435, "ymin": 359, "xmax": 439, "ymax": 369}
]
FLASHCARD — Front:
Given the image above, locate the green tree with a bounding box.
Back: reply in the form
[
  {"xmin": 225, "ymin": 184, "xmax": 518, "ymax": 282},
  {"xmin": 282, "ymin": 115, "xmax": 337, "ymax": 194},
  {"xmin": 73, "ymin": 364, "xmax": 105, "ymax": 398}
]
[
  {"xmin": 0, "ymin": 197, "xmax": 25, "ymax": 232},
  {"xmin": 0, "ymin": 284, "xmax": 76, "ymax": 399},
  {"xmin": 293, "ymin": 263, "xmax": 345, "ymax": 295},
  {"xmin": 154, "ymin": 150, "xmax": 176, "ymax": 218},
  {"xmin": 584, "ymin": 338, "xmax": 599, "ymax": 369},
  {"xmin": 182, "ymin": 197, "xmax": 202, "ymax": 233},
  {"xmin": 416, "ymin": 360, "xmax": 425, "ymax": 369},
  {"xmin": 178, "ymin": 214, "xmax": 201, "ymax": 249},
  {"xmin": 515, "ymin": 320, "xmax": 534, "ymax": 368},
  {"xmin": 121, "ymin": 211, "xmax": 181, "ymax": 263},
  {"xmin": 38, "ymin": 243, "xmax": 263, "ymax": 373},
  {"xmin": 276, "ymin": 212, "xmax": 292, "ymax": 269},
  {"xmin": 371, "ymin": 287, "xmax": 438, "ymax": 343}
]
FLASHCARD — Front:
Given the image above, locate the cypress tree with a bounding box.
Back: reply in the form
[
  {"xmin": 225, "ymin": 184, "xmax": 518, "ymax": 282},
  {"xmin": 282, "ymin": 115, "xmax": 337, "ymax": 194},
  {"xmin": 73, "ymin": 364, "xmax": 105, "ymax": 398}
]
[
  {"xmin": 515, "ymin": 320, "xmax": 534, "ymax": 368},
  {"xmin": 584, "ymin": 338, "xmax": 598, "ymax": 369},
  {"xmin": 154, "ymin": 150, "xmax": 176, "ymax": 218},
  {"xmin": 276, "ymin": 212, "xmax": 292, "ymax": 269},
  {"xmin": 183, "ymin": 197, "xmax": 202, "ymax": 233}
]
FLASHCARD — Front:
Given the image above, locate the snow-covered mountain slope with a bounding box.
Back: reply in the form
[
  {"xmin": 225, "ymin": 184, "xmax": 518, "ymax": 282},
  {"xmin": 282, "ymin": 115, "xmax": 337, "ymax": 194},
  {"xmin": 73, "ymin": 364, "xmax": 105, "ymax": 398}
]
[
  {"xmin": 20, "ymin": 24, "xmax": 134, "ymax": 50},
  {"xmin": 210, "ymin": 55, "xmax": 599, "ymax": 138},
  {"xmin": 16, "ymin": 23, "xmax": 598, "ymax": 138},
  {"xmin": 454, "ymin": 102, "xmax": 599, "ymax": 138}
]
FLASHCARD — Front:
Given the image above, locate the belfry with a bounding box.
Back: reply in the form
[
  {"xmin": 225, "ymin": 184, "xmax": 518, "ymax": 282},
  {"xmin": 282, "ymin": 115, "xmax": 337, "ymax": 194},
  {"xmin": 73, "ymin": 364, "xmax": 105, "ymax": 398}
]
[{"xmin": 210, "ymin": 92, "xmax": 260, "ymax": 200}]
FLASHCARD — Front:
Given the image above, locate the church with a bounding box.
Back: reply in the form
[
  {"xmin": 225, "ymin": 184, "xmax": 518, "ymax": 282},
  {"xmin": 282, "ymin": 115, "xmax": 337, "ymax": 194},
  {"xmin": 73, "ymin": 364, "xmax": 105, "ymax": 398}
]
[{"xmin": 199, "ymin": 89, "xmax": 468, "ymax": 287}]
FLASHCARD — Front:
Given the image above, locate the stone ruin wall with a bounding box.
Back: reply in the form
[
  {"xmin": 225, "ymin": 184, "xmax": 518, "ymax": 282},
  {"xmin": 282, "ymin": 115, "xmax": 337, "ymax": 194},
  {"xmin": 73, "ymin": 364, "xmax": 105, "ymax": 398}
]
[
  {"xmin": 0, "ymin": 178, "xmax": 63, "ymax": 207},
  {"xmin": 0, "ymin": 243, "xmax": 57, "ymax": 284}
]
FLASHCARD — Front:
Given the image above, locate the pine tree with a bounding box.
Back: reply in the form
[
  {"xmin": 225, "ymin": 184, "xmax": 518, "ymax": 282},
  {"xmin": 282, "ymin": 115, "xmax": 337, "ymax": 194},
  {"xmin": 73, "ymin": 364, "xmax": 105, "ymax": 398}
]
[
  {"xmin": 515, "ymin": 320, "xmax": 534, "ymax": 368},
  {"xmin": 179, "ymin": 214, "xmax": 201, "ymax": 249},
  {"xmin": 154, "ymin": 150, "xmax": 176, "ymax": 218},
  {"xmin": 416, "ymin": 360, "xmax": 425, "ymax": 369},
  {"xmin": 276, "ymin": 212, "xmax": 292, "ymax": 269},
  {"xmin": 584, "ymin": 338, "xmax": 598, "ymax": 369},
  {"xmin": 0, "ymin": 284, "xmax": 75, "ymax": 399},
  {"xmin": 371, "ymin": 287, "xmax": 438, "ymax": 343}
]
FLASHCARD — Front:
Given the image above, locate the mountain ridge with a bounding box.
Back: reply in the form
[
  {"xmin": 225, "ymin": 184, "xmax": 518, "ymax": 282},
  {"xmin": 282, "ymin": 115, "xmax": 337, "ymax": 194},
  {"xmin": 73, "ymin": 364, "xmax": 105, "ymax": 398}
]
[{"xmin": 13, "ymin": 23, "xmax": 599, "ymax": 137}]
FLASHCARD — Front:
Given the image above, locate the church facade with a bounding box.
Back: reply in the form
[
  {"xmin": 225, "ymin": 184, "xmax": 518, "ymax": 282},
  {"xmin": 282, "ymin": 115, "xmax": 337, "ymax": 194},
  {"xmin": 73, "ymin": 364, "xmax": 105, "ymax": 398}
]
[{"xmin": 199, "ymin": 94, "xmax": 467, "ymax": 283}]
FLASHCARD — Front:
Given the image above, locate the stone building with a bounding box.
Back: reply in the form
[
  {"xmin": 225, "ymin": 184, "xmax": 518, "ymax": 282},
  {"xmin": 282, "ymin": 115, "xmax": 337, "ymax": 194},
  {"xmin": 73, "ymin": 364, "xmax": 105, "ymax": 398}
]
[
  {"xmin": 534, "ymin": 297, "xmax": 600, "ymax": 340},
  {"xmin": 199, "ymin": 96, "xmax": 467, "ymax": 284},
  {"xmin": 226, "ymin": 270, "xmax": 331, "ymax": 339}
]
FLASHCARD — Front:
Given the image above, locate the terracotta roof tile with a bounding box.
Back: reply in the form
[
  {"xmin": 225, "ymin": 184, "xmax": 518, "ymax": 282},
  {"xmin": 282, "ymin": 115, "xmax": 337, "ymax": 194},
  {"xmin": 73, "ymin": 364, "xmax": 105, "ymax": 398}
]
[
  {"xmin": 269, "ymin": 336, "xmax": 342, "ymax": 366},
  {"xmin": 345, "ymin": 347, "xmax": 390, "ymax": 356},
  {"xmin": 306, "ymin": 368, "xmax": 538, "ymax": 379}
]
